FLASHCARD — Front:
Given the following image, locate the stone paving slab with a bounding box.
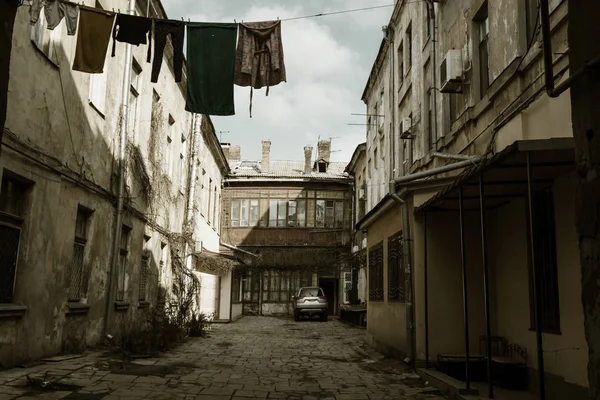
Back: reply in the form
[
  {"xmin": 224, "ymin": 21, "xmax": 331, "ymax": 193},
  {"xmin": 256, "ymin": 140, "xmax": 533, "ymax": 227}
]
[{"xmin": 0, "ymin": 316, "xmax": 446, "ymax": 399}]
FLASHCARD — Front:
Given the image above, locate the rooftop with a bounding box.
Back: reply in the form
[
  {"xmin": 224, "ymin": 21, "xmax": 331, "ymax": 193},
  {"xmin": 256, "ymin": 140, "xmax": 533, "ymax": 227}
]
[{"xmin": 228, "ymin": 159, "xmax": 350, "ymax": 180}]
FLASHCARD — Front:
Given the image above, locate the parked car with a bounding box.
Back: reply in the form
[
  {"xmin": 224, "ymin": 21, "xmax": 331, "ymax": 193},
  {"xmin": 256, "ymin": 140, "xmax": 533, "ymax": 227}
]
[{"xmin": 292, "ymin": 287, "xmax": 328, "ymax": 321}]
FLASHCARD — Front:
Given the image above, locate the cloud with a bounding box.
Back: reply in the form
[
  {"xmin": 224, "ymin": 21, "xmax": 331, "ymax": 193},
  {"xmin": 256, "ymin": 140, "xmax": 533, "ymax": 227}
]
[{"xmin": 163, "ymin": 0, "xmax": 389, "ymax": 162}]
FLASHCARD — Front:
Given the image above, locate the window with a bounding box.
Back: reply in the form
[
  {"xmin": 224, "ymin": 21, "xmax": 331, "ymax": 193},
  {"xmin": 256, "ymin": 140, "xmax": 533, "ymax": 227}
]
[
  {"xmin": 316, "ymin": 200, "xmax": 325, "ymax": 228},
  {"xmin": 158, "ymin": 241, "xmax": 167, "ymax": 304},
  {"xmin": 249, "ymin": 199, "xmax": 259, "ymax": 227},
  {"xmin": 388, "ymin": 232, "xmax": 405, "ymax": 302},
  {"xmin": 288, "ymin": 200, "xmax": 297, "ymax": 227},
  {"xmin": 129, "ymin": 59, "xmax": 142, "ymax": 140},
  {"xmin": 373, "ymin": 148, "xmax": 378, "ymax": 170},
  {"xmin": 528, "ymin": 187, "xmax": 560, "ymax": 333},
  {"xmin": 232, "ymin": 271, "xmax": 241, "ymax": 303},
  {"xmin": 325, "ymin": 201, "xmax": 335, "ymax": 229},
  {"xmin": 0, "ymin": 174, "xmax": 31, "ymax": 303},
  {"xmin": 68, "ymin": 206, "xmax": 93, "ymax": 301},
  {"xmin": 369, "ymin": 243, "xmax": 384, "ymax": 301},
  {"xmin": 405, "ymin": 23, "xmax": 412, "ymax": 72},
  {"xmin": 525, "ymin": 0, "xmax": 539, "ymax": 45},
  {"xmin": 231, "ymin": 199, "xmax": 250, "ymax": 227},
  {"xmin": 213, "ymin": 188, "xmax": 218, "ymax": 227},
  {"xmin": 139, "ymin": 235, "xmax": 150, "ymax": 302},
  {"xmin": 403, "ymin": 141, "xmax": 410, "ymax": 174},
  {"xmin": 116, "ymin": 225, "xmax": 131, "ymax": 302},
  {"xmin": 397, "ymin": 42, "xmax": 404, "ymax": 87},
  {"xmin": 297, "ymin": 200, "xmax": 306, "ymax": 227},
  {"xmin": 424, "ymin": 3, "xmax": 431, "ymax": 42},
  {"xmin": 476, "ymin": 3, "xmax": 490, "ymax": 98},
  {"xmin": 260, "ymin": 270, "xmax": 292, "ymax": 303},
  {"xmin": 30, "ymin": 6, "xmax": 60, "ymax": 64},
  {"xmin": 334, "ymin": 201, "xmax": 344, "ymax": 229},
  {"xmin": 277, "ymin": 200, "xmax": 286, "ymax": 227}
]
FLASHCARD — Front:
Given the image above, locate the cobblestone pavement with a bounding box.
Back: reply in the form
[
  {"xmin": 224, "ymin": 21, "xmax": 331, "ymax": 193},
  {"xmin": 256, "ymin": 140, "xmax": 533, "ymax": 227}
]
[{"xmin": 0, "ymin": 316, "xmax": 445, "ymax": 399}]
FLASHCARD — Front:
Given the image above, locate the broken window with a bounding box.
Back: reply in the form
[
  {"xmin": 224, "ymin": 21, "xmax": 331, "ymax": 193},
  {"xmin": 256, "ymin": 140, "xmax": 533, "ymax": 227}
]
[
  {"xmin": 387, "ymin": 232, "xmax": 405, "ymax": 302},
  {"xmin": 117, "ymin": 225, "xmax": 131, "ymax": 302},
  {"xmin": 369, "ymin": 243, "xmax": 384, "ymax": 301},
  {"xmin": 0, "ymin": 173, "xmax": 32, "ymax": 303},
  {"xmin": 68, "ymin": 206, "xmax": 93, "ymax": 301}
]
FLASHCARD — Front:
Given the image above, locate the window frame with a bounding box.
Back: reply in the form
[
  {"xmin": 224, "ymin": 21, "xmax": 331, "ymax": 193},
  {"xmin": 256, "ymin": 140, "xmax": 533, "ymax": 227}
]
[
  {"xmin": 368, "ymin": 242, "xmax": 384, "ymax": 302},
  {"xmin": 67, "ymin": 206, "xmax": 93, "ymax": 301},
  {"xmin": 387, "ymin": 232, "xmax": 405, "ymax": 302}
]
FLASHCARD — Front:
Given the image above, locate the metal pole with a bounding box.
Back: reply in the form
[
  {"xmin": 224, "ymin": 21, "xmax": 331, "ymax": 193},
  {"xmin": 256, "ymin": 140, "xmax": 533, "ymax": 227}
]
[
  {"xmin": 459, "ymin": 187, "xmax": 471, "ymax": 389},
  {"xmin": 424, "ymin": 212, "xmax": 429, "ymax": 369},
  {"xmin": 526, "ymin": 152, "xmax": 546, "ymax": 400},
  {"xmin": 104, "ymin": 0, "xmax": 136, "ymax": 337},
  {"xmin": 479, "ymin": 174, "xmax": 494, "ymax": 399}
]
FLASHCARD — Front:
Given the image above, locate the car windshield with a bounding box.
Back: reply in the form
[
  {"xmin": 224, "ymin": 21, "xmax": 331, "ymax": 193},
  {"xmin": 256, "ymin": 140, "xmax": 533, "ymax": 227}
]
[{"xmin": 300, "ymin": 288, "xmax": 321, "ymax": 297}]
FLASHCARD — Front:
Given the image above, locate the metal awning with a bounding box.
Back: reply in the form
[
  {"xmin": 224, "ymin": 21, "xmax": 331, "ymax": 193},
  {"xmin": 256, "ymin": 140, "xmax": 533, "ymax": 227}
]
[{"xmin": 415, "ymin": 138, "xmax": 575, "ymax": 213}]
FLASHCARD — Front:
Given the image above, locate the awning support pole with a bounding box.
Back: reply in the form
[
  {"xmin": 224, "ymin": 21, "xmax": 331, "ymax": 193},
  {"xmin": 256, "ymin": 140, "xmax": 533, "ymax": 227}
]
[
  {"xmin": 479, "ymin": 174, "xmax": 494, "ymax": 399},
  {"xmin": 526, "ymin": 151, "xmax": 546, "ymax": 400},
  {"xmin": 459, "ymin": 187, "xmax": 471, "ymax": 389},
  {"xmin": 424, "ymin": 212, "xmax": 430, "ymax": 369}
]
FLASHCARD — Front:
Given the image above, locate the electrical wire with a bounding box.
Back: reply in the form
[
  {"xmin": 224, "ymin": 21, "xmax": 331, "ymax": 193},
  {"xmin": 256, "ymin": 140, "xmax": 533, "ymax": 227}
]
[{"xmin": 279, "ymin": 4, "xmax": 395, "ymax": 22}]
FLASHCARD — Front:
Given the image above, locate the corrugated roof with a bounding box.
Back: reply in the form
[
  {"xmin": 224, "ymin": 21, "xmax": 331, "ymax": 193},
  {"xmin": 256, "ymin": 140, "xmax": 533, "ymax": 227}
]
[{"xmin": 228, "ymin": 160, "xmax": 350, "ymax": 180}]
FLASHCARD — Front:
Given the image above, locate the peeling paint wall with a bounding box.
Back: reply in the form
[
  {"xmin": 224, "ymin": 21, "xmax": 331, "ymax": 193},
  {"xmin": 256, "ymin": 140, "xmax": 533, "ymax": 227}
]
[{"xmin": 0, "ymin": 0, "xmax": 226, "ymax": 367}]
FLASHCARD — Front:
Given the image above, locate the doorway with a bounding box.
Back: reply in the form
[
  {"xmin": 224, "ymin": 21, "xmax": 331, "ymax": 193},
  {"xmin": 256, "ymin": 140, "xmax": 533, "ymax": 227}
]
[{"xmin": 318, "ymin": 278, "xmax": 338, "ymax": 316}]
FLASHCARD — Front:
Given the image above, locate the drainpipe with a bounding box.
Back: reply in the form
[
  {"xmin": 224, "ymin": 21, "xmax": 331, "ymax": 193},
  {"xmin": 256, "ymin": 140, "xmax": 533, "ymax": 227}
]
[
  {"xmin": 390, "ymin": 186, "xmax": 415, "ymax": 363},
  {"xmin": 104, "ymin": 0, "xmax": 136, "ymax": 337},
  {"xmin": 426, "ymin": 0, "xmax": 438, "ymax": 149},
  {"xmin": 186, "ymin": 114, "xmax": 201, "ymax": 225},
  {"xmin": 540, "ymin": 0, "xmax": 600, "ymax": 97},
  {"xmin": 432, "ymin": 152, "xmax": 480, "ymax": 161},
  {"xmin": 394, "ymin": 157, "xmax": 483, "ymax": 185}
]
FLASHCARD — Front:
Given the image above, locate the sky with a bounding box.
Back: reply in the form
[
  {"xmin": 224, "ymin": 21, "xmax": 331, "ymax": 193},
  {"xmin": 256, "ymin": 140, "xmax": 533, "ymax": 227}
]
[{"xmin": 162, "ymin": 0, "xmax": 394, "ymax": 163}]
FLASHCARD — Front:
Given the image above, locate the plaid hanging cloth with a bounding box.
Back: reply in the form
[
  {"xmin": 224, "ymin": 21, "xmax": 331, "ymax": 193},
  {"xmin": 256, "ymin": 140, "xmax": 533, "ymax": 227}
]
[{"xmin": 234, "ymin": 20, "xmax": 287, "ymax": 117}]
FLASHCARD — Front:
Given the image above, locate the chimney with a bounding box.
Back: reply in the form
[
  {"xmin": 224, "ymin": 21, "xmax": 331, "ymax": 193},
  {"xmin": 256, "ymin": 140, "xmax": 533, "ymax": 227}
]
[
  {"xmin": 304, "ymin": 146, "xmax": 313, "ymax": 174},
  {"xmin": 221, "ymin": 143, "xmax": 230, "ymax": 161},
  {"xmin": 229, "ymin": 145, "xmax": 241, "ymax": 162},
  {"xmin": 317, "ymin": 140, "xmax": 331, "ymax": 163},
  {"xmin": 261, "ymin": 140, "xmax": 271, "ymax": 173}
]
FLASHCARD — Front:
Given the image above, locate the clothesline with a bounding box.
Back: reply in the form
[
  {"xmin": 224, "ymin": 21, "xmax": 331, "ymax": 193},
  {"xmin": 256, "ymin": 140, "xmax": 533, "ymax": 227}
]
[{"xmin": 21, "ymin": 0, "xmax": 395, "ymax": 25}]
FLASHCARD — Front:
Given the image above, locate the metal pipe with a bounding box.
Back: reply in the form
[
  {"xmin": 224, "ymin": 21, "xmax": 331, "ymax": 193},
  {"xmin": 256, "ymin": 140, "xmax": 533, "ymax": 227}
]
[
  {"xmin": 526, "ymin": 152, "xmax": 546, "ymax": 400},
  {"xmin": 424, "ymin": 212, "xmax": 429, "ymax": 369},
  {"xmin": 221, "ymin": 242, "xmax": 259, "ymax": 258},
  {"xmin": 393, "ymin": 158, "xmax": 483, "ymax": 185},
  {"xmin": 432, "ymin": 152, "xmax": 480, "ymax": 161},
  {"xmin": 229, "ymin": 271, "xmax": 234, "ymax": 322},
  {"xmin": 459, "ymin": 187, "xmax": 471, "ymax": 389},
  {"xmin": 426, "ymin": 0, "xmax": 438, "ymax": 149},
  {"xmin": 540, "ymin": 0, "xmax": 600, "ymax": 98},
  {"xmin": 390, "ymin": 192, "xmax": 416, "ymax": 363},
  {"xmin": 479, "ymin": 174, "xmax": 494, "ymax": 399},
  {"xmin": 104, "ymin": 0, "xmax": 136, "ymax": 337}
]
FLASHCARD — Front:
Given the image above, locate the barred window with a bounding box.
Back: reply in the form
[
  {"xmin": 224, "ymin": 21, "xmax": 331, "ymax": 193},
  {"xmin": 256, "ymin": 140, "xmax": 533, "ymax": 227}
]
[
  {"xmin": 369, "ymin": 243, "xmax": 384, "ymax": 301},
  {"xmin": 388, "ymin": 232, "xmax": 405, "ymax": 302}
]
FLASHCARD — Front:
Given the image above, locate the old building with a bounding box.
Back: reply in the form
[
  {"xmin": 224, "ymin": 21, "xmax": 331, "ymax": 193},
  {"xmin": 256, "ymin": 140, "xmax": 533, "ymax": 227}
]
[
  {"xmin": 0, "ymin": 0, "xmax": 229, "ymax": 367},
  {"xmin": 221, "ymin": 140, "xmax": 353, "ymax": 317},
  {"xmin": 356, "ymin": 0, "xmax": 587, "ymax": 398}
]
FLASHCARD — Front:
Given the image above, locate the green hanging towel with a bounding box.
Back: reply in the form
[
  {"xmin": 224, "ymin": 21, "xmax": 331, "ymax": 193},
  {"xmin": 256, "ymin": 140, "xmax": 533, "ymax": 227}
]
[{"xmin": 186, "ymin": 22, "xmax": 238, "ymax": 116}]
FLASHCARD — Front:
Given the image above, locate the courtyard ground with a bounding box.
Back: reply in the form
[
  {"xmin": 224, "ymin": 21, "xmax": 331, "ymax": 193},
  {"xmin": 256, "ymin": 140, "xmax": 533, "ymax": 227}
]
[{"xmin": 0, "ymin": 316, "xmax": 445, "ymax": 399}]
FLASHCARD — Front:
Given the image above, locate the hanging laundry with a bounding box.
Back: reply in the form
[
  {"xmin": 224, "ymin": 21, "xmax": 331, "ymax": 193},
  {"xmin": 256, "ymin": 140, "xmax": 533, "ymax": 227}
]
[
  {"xmin": 151, "ymin": 19, "xmax": 184, "ymax": 83},
  {"xmin": 45, "ymin": 0, "xmax": 79, "ymax": 36},
  {"xmin": 73, "ymin": 6, "xmax": 115, "ymax": 73},
  {"xmin": 234, "ymin": 20, "xmax": 286, "ymax": 117},
  {"xmin": 111, "ymin": 13, "xmax": 152, "ymax": 62},
  {"xmin": 185, "ymin": 22, "xmax": 237, "ymax": 116},
  {"xmin": 29, "ymin": 0, "xmax": 45, "ymax": 25}
]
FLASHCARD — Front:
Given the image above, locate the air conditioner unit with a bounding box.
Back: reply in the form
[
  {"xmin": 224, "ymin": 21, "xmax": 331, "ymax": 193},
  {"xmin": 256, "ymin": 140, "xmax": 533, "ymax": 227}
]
[
  {"xmin": 440, "ymin": 49, "xmax": 464, "ymax": 93},
  {"xmin": 400, "ymin": 117, "xmax": 412, "ymax": 139}
]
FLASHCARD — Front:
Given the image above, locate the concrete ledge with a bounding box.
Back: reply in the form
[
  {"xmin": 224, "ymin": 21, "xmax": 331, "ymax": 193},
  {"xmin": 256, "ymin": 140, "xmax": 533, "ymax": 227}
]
[
  {"xmin": 0, "ymin": 303, "xmax": 27, "ymax": 318},
  {"xmin": 417, "ymin": 368, "xmax": 479, "ymax": 399},
  {"xmin": 114, "ymin": 302, "xmax": 130, "ymax": 311},
  {"xmin": 66, "ymin": 302, "xmax": 90, "ymax": 315}
]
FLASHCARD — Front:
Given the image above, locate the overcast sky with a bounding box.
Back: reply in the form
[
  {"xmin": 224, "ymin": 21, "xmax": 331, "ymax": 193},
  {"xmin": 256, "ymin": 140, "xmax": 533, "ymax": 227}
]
[{"xmin": 163, "ymin": 0, "xmax": 393, "ymax": 163}]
